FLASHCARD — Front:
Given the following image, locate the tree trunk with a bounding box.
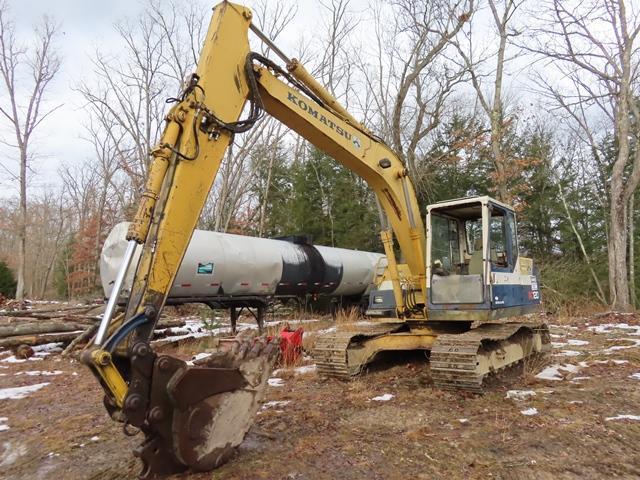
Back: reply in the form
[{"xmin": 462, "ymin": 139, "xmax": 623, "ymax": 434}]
[
  {"xmin": 630, "ymin": 193, "xmax": 636, "ymax": 309},
  {"xmin": 608, "ymin": 193, "xmax": 631, "ymax": 311},
  {"xmin": 16, "ymin": 149, "xmax": 27, "ymax": 301}
]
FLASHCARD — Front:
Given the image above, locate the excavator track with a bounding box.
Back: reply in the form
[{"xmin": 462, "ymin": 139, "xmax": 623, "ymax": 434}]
[
  {"xmin": 314, "ymin": 324, "xmax": 402, "ymax": 379},
  {"xmin": 430, "ymin": 323, "xmax": 550, "ymax": 393}
]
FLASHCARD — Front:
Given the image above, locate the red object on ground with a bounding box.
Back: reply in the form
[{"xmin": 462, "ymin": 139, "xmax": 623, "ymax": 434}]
[{"xmin": 279, "ymin": 325, "xmax": 304, "ymax": 365}]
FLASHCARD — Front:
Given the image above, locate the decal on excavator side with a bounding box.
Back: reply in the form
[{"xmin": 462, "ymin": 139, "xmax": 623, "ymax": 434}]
[{"xmin": 286, "ymin": 92, "xmax": 361, "ymax": 149}]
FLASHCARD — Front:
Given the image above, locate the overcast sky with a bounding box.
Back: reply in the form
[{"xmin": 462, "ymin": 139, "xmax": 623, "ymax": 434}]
[{"xmin": 2, "ymin": 0, "xmax": 142, "ymax": 195}]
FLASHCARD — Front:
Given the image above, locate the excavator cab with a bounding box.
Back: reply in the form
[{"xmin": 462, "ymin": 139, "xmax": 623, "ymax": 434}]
[{"xmin": 426, "ymin": 195, "xmax": 541, "ymax": 320}]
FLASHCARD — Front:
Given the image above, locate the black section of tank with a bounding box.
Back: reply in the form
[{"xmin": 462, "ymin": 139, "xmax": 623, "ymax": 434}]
[
  {"xmin": 273, "ymin": 234, "xmax": 313, "ymax": 245},
  {"xmin": 275, "ymin": 244, "xmax": 343, "ymax": 296}
]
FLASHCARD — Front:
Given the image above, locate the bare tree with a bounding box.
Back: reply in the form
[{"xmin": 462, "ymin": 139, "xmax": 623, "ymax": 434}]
[
  {"xmin": 77, "ymin": 0, "xmax": 205, "ymax": 195},
  {"xmin": 361, "ymin": 0, "xmax": 474, "ymax": 188},
  {"xmin": 529, "ymin": 0, "xmax": 640, "ymax": 310},
  {"xmin": 454, "ymin": 0, "xmax": 522, "ymax": 202},
  {"xmin": 0, "ymin": 2, "xmax": 61, "ymax": 300}
]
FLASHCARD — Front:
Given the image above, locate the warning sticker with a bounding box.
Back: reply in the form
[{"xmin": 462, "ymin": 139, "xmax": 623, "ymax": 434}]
[
  {"xmin": 530, "ymin": 275, "xmax": 538, "ymax": 291},
  {"xmin": 197, "ymin": 262, "xmax": 214, "ymax": 275}
]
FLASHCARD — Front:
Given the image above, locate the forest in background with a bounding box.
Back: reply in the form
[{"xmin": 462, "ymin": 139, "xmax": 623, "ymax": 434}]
[{"xmin": 0, "ymin": 0, "xmax": 638, "ymax": 313}]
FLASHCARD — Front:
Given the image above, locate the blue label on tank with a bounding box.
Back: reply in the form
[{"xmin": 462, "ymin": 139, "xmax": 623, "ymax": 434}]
[{"xmin": 197, "ymin": 262, "xmax": 214, "ymax": 275}]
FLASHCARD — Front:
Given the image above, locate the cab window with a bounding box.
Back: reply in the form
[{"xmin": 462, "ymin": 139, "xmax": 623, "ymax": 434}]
[
  {"xmin": 431, "ymin": 214, "xmax": 460, "ymax": 273},
  {"xmin": 490, "ymin": 208, "xmax": 517, "ymax": 268}
]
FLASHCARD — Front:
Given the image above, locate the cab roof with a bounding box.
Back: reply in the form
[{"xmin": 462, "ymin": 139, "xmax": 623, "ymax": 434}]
[{"xmin": 426, "ymin": 195, "xmax": 514, "ymax": 216}]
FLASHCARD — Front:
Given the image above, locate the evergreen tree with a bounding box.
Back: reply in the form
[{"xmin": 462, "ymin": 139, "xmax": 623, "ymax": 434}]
[
  {"xmin": 249, "ymin": 141, "xmax": 293, "ymax": 238},
  {"xmin": 419, "ymin": 114, "xmax": 491, "ymax": 208},
  {"xmin": 0, "ymin": 260, "xmax": 17, "ymax": 298},
  {"xmin": 269, "ymin": 147, "xmax": 381, "ymax": 251}
]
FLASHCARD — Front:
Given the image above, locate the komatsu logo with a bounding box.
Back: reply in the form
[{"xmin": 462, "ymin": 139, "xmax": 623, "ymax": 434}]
[{"xmin": 287, "ymin": 92, "xmax": 361, "ymax": 149}]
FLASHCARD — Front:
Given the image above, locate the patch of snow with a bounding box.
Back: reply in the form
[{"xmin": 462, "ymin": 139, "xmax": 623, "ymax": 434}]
[
  {"xmin": 0, "ymin": 418, "xmax": 8, "ymax": 432},
  {"xmin": 458, "ymin": 418, "xmax": 469, "ymax": 424},
  {"xmin": 32, "ymin": 343, "xmax": 63, "ymax": 353},
  {"xmin": 272, "ymin": 364, "xmax": 317, "ymax": 377},
  {"xmin": 1, "ymin": 356, "xmax": 43, "ymax": 363},
  {"xmin": 186, "ymin": 352, "xmax": 212, "ymax": 366},
  {"xmin": 557, "ymin": 350, "xmax": 582, "ymax": 357},
  {"xmin": 506, "ymin": 390, "xmax": 536, "ymax": 401},
  {"xmin": 268, "ymin": 378, "xmax": 284, "ymax": 387},
  {"xmin": 90, "ymin": 436, "xmax": 99, "ymax": 442},
  {"xmin": 535, "ymin": 363, "xmax": 581, "ymax": 381},
  {"xmin": 551, "ymin": 342, "xmax": 568, "ymax": 348},
  {"xmin": 0, "ymin": 442, "xmax": 27, "ymax": 467},
  {"xmin": 371, "ymin": 393, "xmax": 395, "ymax": 402},
  {"xmin": 605, "ymin": 338, "xmax": 640, "ymax": 352},
  {"xmin": 521, "ymin": 407, "xmax": 538, "ymax": 416},
  {"xmin": 550, "ymin": 333, "xmax": 565, "ymax": 339},
  {"xmin": 261, "ymin": 400, "xmax": 291, "ymax": 410},
  {"xmin": 0, "ymin": 382, "xmax": 49, "ymax": 400},
  {"xmin": 568, "ymin": 400, "xmax": 583, "ymax": 405},
  {"xmin": 317, "ymin": 326, "xmax": 336, "ymax": 335},
  {"xmin": 605, "ymin": 414, "xmax": 640, "ymax": 421},
  {"xmin": 567, "ymin": 339, "xmax": 589, "ymax": 346},
  {"xmin": 293, "ymin": 364, "xmax": 316, "ymax": 375},
  {"xmin": 355, "ymin": 321, "xmax": 376, "ymax": 326},
  {"xmin": 14, "ymin": 371, "xmax": 63, "ymax": 376},
  {"xmin": 629, "ymin": 373, "xmax": 640, "ymax": 380},
  {"xmin": 571, "ymin": 376, "xmax": 591, "ymax": 381},
  {"xmin": 47, "ymin": 452, "xmax": 60, "ymax": 458},
  {"xmin": 588, "ymin": 323, "xmax": 640, "ymax": 335}
]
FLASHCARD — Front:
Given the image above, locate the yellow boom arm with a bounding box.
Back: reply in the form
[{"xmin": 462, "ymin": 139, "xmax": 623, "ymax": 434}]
[
  {"xmin": 82, "ymin": 2, "xmax": 428, "ymax": 477},
  {"xmin": 121, "ymin": 1, "xmax": 426, "ymax": 339}
]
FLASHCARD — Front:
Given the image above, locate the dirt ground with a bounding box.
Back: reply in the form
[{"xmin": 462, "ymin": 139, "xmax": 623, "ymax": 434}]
[{"xmin": 0, "ymin": 312, "xmax": 639, "ymax": 480}]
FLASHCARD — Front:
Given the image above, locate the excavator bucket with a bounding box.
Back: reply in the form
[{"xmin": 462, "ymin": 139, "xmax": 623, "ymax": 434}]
[{"xmin": 114, "ymin": 332, "xmax": 279, "ymax": 479}]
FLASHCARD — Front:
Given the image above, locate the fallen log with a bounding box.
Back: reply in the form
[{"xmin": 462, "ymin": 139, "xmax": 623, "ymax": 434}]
[
  {"xmin": 0, "ymin": 321, "xmax": 90, "ymax": 338},
  {"xmin": 155, "ymin": 318, "xmax": 188, "ymax": 329},
  {"xmin": 0, "ymin": 331, "xmax": 83, "ymax": 349},
  {"xmin": 60, "ymin": 318, "xmax": 187, "ymax": 355},
  {"xmin": 0, "ymin": 304, "xmax": 98, "ymax": 317}
]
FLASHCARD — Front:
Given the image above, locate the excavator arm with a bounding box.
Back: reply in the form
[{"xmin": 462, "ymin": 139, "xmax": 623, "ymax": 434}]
[{"xmin": 82, "ymin": 2, "xmax": 427, "ymax": 477}]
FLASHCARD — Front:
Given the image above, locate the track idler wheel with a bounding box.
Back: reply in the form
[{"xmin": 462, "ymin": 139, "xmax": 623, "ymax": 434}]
[{"xmin": 131, "ymin": 333, "xmax": 279, "ymax": 479}]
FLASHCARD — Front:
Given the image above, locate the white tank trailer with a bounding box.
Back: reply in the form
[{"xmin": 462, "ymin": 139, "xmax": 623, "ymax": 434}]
[{"xmin": 101, "ymin": 223, "xmax": 385, "ymax": 331}]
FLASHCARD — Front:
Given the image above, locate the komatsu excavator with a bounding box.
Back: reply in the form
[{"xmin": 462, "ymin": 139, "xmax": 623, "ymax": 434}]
[{"xmin": 82, "ymin": 2, "xmax": 550, "ymax": 478}]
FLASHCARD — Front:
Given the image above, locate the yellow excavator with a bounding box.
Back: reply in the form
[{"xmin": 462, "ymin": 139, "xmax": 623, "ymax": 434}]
[{"xmin": 82, "ymin": 2, "xmax": 550, "ymax": 477}]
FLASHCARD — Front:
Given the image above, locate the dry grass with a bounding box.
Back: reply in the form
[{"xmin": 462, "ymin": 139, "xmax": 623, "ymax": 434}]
[
  {"xmin": 3, "ymin": 307, "xmax": 640, "ymax": 480},
  {"xmin": 334, "ymin": 306, "xmax": 362, "ymax": 325}
]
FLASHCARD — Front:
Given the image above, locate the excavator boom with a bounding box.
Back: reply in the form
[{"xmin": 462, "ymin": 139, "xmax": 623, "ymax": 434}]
[
  {"xmin": 82, "ymin": 2, "xmax": 428, "ymax": 477},
  {"xmin": 81, "ymin": 2, "xmax": 547, "ymax": 478}
]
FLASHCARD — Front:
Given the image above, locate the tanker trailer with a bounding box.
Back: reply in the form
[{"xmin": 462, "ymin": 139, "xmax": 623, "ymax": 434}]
[{"xmin": 100, "ymin": 222, "xmax": 385, "ymax": 331}]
